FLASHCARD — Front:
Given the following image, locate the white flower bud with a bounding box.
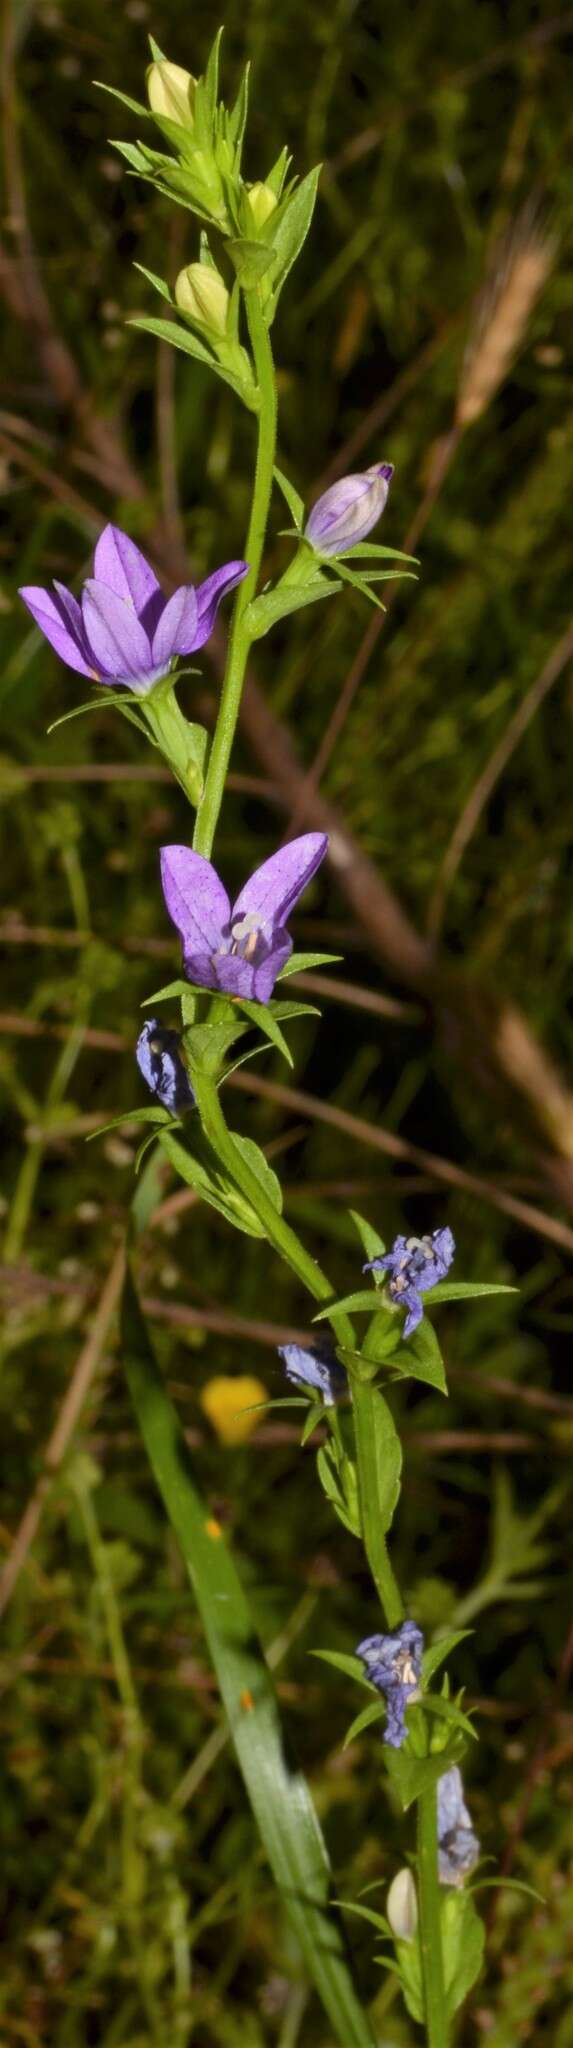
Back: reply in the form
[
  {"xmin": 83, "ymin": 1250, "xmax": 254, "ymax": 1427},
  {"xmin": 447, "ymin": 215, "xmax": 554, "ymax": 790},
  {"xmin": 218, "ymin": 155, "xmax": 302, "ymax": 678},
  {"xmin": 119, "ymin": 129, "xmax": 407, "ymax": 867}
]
[
  {"xmin": 175, "ymin": 264, "xmax": 229, "ymax": 337},
  {"xmin": 387, "ymin": 1868, "xmax": 418, "ymax": 1941},
  {"xmin": 147, "ymin": 61, "xmax": 196, "ymax": 128}
]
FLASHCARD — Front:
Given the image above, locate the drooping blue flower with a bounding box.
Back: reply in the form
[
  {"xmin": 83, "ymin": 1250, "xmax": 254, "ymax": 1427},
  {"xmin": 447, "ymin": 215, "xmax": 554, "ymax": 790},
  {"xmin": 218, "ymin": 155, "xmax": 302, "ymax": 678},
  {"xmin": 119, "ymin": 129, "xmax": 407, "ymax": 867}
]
[
  {"xmin": 305, "ymin": 462, "xmax": 393, "ymax": 556},
  {"xmin": 160, "ymin": 833, "xmax": 328, "ymax": 1005},
  {"xmin": 19, "ymin": 524, "xmax": 248, "ymax": 696},
  {"xmin": 136, "ymin": 1018, "xmax": 195, "ymax": 1115},
  {"xmin": 277, "ymin": 1340, "xmax": 347, "ymax": 1407},
  {"xmin": 437, "ymin": 1766, "xmax": 480, "ymax": 1886},
  {"xmin": 356, "ymin": 1620, "xmax": 424, "ymax": 1748},
  {"xmin": 364, "ymin": 1227, "xmax": 455, "ymax": 1339}
]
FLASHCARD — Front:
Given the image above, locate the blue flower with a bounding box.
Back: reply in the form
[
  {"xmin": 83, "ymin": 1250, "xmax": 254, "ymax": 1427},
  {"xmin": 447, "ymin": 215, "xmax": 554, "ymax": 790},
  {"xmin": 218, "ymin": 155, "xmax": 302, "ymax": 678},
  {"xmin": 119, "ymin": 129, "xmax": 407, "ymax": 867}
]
[
  {"xmin": 437, "ymin": 1766, "xmax": 480, "ymax": 1886},
  {"xmin": 365, "ymin": 1227, "xmax": 455, "ymax": 1339},
  {"xmin": 277, "ymin": 1340, "xmax": 347, "ymax": 1407},
  {"xmin": 136, "ymin": 1019, "xmax": 195, "ymax": 1115},
  {"xmin": 356, "ymin": 1620, "xmax": 424, "ymax": 1748}
]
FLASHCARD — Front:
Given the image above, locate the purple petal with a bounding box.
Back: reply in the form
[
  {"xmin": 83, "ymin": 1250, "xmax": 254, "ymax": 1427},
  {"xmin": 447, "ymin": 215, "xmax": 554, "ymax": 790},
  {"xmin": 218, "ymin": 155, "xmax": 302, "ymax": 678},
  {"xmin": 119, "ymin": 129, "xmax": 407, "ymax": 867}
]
[
  {"xmin": 193, "ymin": 561, "xmax": 249, "ymax": 648},
  {"xmin": 18, "ymin": 584, "xmax": 94, "ymax": 678},
  {"xmin": 305, "ymin": 464, "xmax": 393, "ymax": 556},
  {"xmin": 160, "ymin": 845, "xmax": 231, "ymax": 962},
  {"xmin": 152, "ymin": 586, "xmax": 199, "ymax": 665},
  {"xmin": 94, "ymin": 525, "xmax": 162, "ymax": 622},
  {"xmin": 82, "ymin": 581, "xmax": 154, "ymax": 682},
  {"xmin": 232, "ymin": 833, "xmax": 328, "ymax": 929},
  {"xmin": 213, "ymin": 931, "xmax": 291, "ymax": 1004},
  {"xmin": 402, "ymin": 1294, "xmax": 423, "ymax": 1339}
]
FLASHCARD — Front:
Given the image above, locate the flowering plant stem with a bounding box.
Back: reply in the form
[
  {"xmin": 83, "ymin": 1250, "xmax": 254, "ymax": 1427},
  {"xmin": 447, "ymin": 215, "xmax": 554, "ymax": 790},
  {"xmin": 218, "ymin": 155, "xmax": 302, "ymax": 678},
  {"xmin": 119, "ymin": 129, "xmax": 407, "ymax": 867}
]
[
  {"xmin": 350, "ymin": 1378, "xmax": 404, "ymax": 1627},
  {"xmin": 417, "ymin": 1782, "xmax": 449, "ymax": 2048},
  {"xmin": 193, "ymin": 289, "xmax": 277, "ymax": 860}
]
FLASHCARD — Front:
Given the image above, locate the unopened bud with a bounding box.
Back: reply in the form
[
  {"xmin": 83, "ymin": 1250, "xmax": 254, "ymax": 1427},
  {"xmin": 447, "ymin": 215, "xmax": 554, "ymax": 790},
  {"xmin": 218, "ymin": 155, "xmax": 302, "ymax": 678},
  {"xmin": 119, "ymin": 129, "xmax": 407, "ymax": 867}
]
[
  {"xmin": 175, "ymin": 264, "xmax": 229, "ymax": 337},
  {"xmin": 305, "ymin": 462, "xmax": 394, "ymax": 557},
  {"xmin": 387, "ymin": 1868, "xmax": 418, "ymax": 1941},
  {"xmin": 147, "ymin": 60, "xmax": 196, "ymax": 127},
  {"xmin": 247, "ymin": 182, "xmax": 278, "ymax": 231}
]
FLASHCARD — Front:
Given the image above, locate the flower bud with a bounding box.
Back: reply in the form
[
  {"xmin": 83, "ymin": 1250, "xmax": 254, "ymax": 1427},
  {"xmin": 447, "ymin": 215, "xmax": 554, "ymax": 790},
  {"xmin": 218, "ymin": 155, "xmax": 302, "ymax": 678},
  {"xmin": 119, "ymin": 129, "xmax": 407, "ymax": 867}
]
[
  {"xmin": 247, "ymin": 182, "xmax": 278, "ymax": 231},
  {"xmin": 147, "ymin": 60, "xmax": 196, "ymax": 127},
  {"xmin": 305, "ymin": 462, "xmax": 394, "ymax": 556},
  {"xmin": 175, "ymin": 263, "xmax": 229, "ymax": 337},
  {"xmin": 386, "ymin": 1868, "xmax": 418, "ymax": 1941}
]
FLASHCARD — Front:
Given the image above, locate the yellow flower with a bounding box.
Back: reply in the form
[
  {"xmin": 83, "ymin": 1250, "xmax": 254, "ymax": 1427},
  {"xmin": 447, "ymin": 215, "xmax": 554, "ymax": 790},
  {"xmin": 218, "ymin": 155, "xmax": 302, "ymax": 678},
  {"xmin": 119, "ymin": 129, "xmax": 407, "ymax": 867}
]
[{"xmin": 200, "ymin": 1374, "xmax": 266, "ymax": 1446}]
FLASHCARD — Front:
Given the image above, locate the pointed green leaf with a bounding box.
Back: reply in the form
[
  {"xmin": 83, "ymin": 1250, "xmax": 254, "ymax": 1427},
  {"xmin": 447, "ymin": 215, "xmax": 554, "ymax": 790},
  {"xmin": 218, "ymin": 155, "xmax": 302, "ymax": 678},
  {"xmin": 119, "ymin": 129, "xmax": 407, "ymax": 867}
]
[
  {"xmin": 311, "ymin": 1649, "xmax": 370, "ymax": 1685},
  {"xmin": 122, "ymin": 1276, "xmax": 375, "ymax": 2048},
  {"xmin": 273, "ymin": 464, "xmax": 305, "ymax": 529},
  {"xmin": 424, "ymin": 1281, "xmax": 518, "ymax": 1305},
  {"xmin": 349, "ymin": 1210, "xmax": 386, "ymax": 1266},
  {"xmin": 422, "ymin": 1631, "xmax": 473, "ymax": 1683},
  {"xmin": 278, "ymin": 951, "xmax": 343, "ymax": 977},
  {"xmin": 246, "ymin": 574, "xmax": 339, "ymax": 638},
  {"xmin": 343, "ymin": 1699, "xmax": 386, "ymax": 1747}
]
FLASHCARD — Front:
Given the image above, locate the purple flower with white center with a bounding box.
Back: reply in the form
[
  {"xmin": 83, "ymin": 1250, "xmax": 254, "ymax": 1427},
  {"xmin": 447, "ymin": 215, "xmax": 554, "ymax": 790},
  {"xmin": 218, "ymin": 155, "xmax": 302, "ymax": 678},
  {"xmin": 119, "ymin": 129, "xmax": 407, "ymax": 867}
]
[
  {"xmin": 19, "ymin": 525, "xmax": 248, "ymax": 696},
  {"xmin": 356, "ymin": 1620, "xmax": 424, "ymax": 1749},
  {"xmin": 160, "ymin": 833, "xmax": 328, "ymax": 1005},
  {"xmin": 277, "ymin": 1340, "xmax": 347, "ymax": 1407},
  {"xmin": 365, "ymin": 1226, "xmax": 455, "ymax": 1339},
  {"xmin": 437, "ymin": 1767, "xmax": 480, "ymax": 1887},
  {"xmin": 305, "ymin": 462, "xmax": 394, "ymax": 557},
  {"xmin": 136, "ymin": 1018, "xmax": 195, "ymax": 1115}
]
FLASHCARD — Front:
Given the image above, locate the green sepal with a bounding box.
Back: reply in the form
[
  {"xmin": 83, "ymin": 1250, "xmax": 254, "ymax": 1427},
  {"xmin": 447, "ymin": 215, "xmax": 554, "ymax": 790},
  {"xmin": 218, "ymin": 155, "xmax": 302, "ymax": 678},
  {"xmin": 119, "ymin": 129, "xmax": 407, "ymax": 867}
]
[
  {"xmin": 349, "ymin": 1210, "xmax": 386, "ymax": 1266},
  {"xmin": 95, "ymin": 81, "xmax": 150, "ymax": 119},
  {"xmin": 316, "ymin": 1441, "xmax": 361, "ymax": 1536},
  {"xmin": 235, "ymin": 998, "xmax": 294, "ymax": 1068},
  {"xmin": 311, "ymin": 1649, "xmax": 370, "ymax": 1685},
  {"xmin": 422, "ymin": 1693, "xmax": 477, "ymax": 1742},
  {"xmin": 265, "ymin": 165, "xmax": 322, "ymax": 321},
  {"xmin": 185, "ymin": 1011, "xmax": 251, "ymax": 1077},
  {"xmin": 390, "ymin": 1316, "xmax": 447, "ymax": 1394},
  {"xmin": 278, "ymin": 951, "xmax": 343, "ymax": 977},
  {"xmin": 273, "ymin": 464, "xmax": 304, "ymax": 529},
  {"xmin": 422, "ymin": 1630, "xmax": 473, "ymax": 1683},
  {"xmin": 226, "ymin": 62, "xmax": 250, "ymax": 157},
  {"xmin": 343, "ymin": 1698, "xmax": 386, "ymax": 1748},
  {"xmin": 133, "ymin": 261, "xmax": 172, "ymax": 302},
  {"xmin": 142, "ymin": 980, "xmax": 191, "ymax": 1007},
  {"xmin": 47, "ymin": 691, "xmax": 149, "ymax": 738},
  {"xmin": 300, "ymin": 1400, "xmax": 326, "ymax": 1445}
]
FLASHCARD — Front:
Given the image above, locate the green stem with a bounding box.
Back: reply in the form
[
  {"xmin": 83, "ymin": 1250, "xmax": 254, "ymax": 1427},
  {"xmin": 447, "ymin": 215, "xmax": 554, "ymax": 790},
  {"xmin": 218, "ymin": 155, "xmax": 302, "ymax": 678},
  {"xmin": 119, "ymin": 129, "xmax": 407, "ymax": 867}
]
[
  {"xmin": 192, "ymin": 1068, "xmax": 352, "ymax": 1342},
  {"xmin": 417, "ymin": 1783, "xmax": 449, "ymax": 2048},
  {"xmin": 193, "ymin": 289, "xmax": 278, "ymax": 858},
  {"xmin": 351, "ymin": 1377, "xmax": 403, "ymax": 1628}
]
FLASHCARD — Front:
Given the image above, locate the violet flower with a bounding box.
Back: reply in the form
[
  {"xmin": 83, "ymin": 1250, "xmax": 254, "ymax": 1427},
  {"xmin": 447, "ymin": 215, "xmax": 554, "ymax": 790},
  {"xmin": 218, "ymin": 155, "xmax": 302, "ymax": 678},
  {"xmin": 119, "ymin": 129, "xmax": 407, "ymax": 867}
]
[
  {"xmin": 160, "ymin": 833, "xmax": 328, "ymax": 1005},
  {"xmin": 19, "ymin": 525, "xmax": 248, "ymax": 696},
  {"xmin": 356, "ymin": 1620, "xmax": 424, "ymax": 1749},
  {"xmin": 277, "ymin": 1340, "xmax": 347, "ymax": 1407},
  {"xmin": 136, "ymin": 1018, "xmax": 195, "ymax": 1115},
  {"xmin": 305, "ymin": 463, "xmax": 393, "ymax": 556},
  {"xmin": 437, "ymin": 1766, "xmax": 480, "ymax": 1886},
  {"xmin": 365, "ymin": 1227, "xmax": 455, "ymax": 1339}
]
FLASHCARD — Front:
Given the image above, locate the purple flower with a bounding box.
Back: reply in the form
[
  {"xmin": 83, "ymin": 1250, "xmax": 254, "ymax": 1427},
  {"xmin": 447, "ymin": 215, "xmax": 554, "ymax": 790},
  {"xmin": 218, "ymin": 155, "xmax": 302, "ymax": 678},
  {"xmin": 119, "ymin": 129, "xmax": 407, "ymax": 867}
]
[
  {"xmin": 356, "ymin": 1620, "xmax": 424, "ymax": 1749},
  {"xmin": 437, "ymin": 1767, "xmax": 480, "ymax": 1886},
  {"xmin": 278, "ymin": 1340, "xmax": 347, "ymax": 1407},
  {"xmin": 136, "ymin": 1018, "xmax": 195, "ymax": 1115},
  {"xmin": 305, "ymin": 463, "xmax": 394, "ymax": 557},
  {"xmin": 19, "ymin": 525, "xmax": 248, "ymax": 696},
  {"xmin": 160, "ymin": 833, "xmax": 328, "ymax": 1005},
  {"xmin": 365, "ymin": 1227, "xmax": 455, "ymax": 1339}
]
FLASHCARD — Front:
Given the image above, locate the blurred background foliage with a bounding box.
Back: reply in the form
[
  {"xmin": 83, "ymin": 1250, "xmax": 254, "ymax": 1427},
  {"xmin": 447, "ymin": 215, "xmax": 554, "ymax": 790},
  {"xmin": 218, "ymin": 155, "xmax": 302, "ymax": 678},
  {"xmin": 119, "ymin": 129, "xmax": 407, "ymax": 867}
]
[{"xmin": 1, "ymin": 0, "xmax": 573, "ymax": 2041}]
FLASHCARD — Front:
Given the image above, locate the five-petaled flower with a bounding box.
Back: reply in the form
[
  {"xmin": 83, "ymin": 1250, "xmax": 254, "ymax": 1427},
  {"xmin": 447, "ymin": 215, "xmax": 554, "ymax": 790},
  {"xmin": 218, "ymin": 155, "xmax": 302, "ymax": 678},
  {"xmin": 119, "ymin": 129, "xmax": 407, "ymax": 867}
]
[
  {"xmin": 160, "ymin": 833, "xmax": 328, "ymax": 1004},
  {"xmin": 136, "ymin": 1018, "xmax": 195, "ymax": 1115},
  {"xmin": 437, "ymin": 1766, "xmax": 480, "ymax": 1886},
  {"xmin": 19, "ymin": 525, "xmax": 248, "ymax": 696},
  {"xmin": 356, "ymin": 1620, "xmax": 424, "ymax": 1748},
  {"xmin": 277, "ymin": 1339, "xmax": 347, "ymax": 1407},
  {"xmin": 365, "ymin": 1227, "xmax": 455, "ymax": 1339},
  {"xmin": 305, "ymin": 462, "xmax": 393, "ymax": 556}
]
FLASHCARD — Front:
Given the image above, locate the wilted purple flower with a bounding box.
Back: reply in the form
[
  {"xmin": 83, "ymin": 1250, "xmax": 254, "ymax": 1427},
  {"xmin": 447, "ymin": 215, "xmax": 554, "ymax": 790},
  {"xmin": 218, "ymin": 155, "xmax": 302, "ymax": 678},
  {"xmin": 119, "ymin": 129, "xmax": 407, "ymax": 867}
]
[
  {"xmin": 277, "ymin": 1340, "xmax": 347, "ymax": 1406},
  {"xmin": 19, "ymin": 525, "xmax": 248, "ymax": 696},
  {"xmin": 160, "ymin": 833, "xmax": 328, "ymax": 1005},
  {"xmin": 365, "ymin": 1227, "xmax": 455, "ymax": 1339},
  {"xmin": 136, "ymin": 1018, "xmax": 195, "ymax": 1115},
  {"xmin": 305, "ymin": 462, "xmax": 394, "ymax": 557},
  {"xmin": 437, "ymin": 1767, "xmax": 480, "ymax": 1886},
  {"xmin": 356, "ymin": 1620, "xmax": 424, "ymax": 1749}
]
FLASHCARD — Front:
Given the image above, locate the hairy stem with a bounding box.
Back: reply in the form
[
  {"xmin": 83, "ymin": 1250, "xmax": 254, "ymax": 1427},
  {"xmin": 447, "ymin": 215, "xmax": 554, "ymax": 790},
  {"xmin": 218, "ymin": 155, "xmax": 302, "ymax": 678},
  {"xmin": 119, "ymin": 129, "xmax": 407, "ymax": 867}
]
[
  {"xmin": 417, "ymin": 1783, "xmax": 448, "ymax": 2048},
  {"xmin": 193, "ymin": 291, "xmax": 277, "ymax": 858}
]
